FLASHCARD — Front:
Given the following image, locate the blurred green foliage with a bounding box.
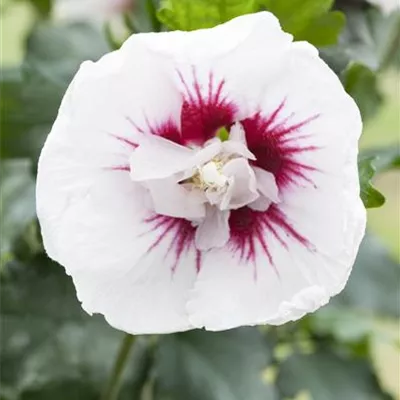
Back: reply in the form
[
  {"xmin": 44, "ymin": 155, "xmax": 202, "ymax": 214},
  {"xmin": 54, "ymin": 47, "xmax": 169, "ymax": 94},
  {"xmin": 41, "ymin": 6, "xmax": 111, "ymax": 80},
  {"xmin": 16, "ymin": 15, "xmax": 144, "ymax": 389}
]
[{"xmin": 1, "ymin": 0, "xmax": 399, "ymax": 399}]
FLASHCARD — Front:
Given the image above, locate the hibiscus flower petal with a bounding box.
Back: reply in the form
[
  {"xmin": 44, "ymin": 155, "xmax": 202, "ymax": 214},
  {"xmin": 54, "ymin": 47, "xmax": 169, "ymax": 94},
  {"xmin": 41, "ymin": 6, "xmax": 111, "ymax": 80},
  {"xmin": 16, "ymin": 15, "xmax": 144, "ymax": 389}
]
[
  {"xmin": 221, "ymin": 158, "xmax": 259, "ymax": 210},
  {"xmin": 185, "ymin": 41, "xmax": 366, "ymax": 331},
  {"xmin": 37, "ymin": 37, "xmax": 200, "ymax": 334},
  {"xmin": 130, "ymin": 134, "xmax": 194, "ymax": 181},
  {"xmin": 146, "ymin": 177, "xmax": 206, "ymax": 219},
  {"xmin": 195, "ymin": 206, "xmax": 230, "ymax": 251},
  {"xmin": 253, "ymin": 166, "xmax": 280, "ymax": 203}
]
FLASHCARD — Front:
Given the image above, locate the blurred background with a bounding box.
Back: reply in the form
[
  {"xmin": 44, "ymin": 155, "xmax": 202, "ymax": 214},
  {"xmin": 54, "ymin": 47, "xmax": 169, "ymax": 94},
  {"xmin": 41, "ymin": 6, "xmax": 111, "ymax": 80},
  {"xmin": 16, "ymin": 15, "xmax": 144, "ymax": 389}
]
[{"xmin": 1, "ymin": 0, "xmax": 399, "ymax": 399}]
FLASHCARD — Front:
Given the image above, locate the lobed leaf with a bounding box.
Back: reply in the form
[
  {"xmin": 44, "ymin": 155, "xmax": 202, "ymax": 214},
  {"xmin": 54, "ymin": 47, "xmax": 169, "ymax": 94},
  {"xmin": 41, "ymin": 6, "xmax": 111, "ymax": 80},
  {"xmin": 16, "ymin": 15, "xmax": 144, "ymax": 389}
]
[
  {"xmin": 333, "ymin": 233, "xmax": 400, "ymax": 318},
  {"xmin": 0, "ymin": 255, "xmax": 152, "ymax": 399},
  {"xmin": 358, "ymin": 156, "xmax": 386, "ymax": 208},
  {"xmin": 277, "ymin": 349, "xmax": 393, "ymax": 400},
  {"xmin": 0, "ymin": 23, "xmax": 109, "ymax": 163},
  {"xmin": 154, "ymin": 328, "xmax": 278, "ymax": 400}
]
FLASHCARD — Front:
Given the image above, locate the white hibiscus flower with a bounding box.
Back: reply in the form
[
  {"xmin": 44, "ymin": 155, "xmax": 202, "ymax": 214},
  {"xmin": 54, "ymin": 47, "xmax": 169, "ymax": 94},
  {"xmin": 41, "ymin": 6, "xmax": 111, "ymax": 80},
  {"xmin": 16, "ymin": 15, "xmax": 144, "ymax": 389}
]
[{"xmin": 36, "ymin": 12, "xmax": 366, "ymax": 334}]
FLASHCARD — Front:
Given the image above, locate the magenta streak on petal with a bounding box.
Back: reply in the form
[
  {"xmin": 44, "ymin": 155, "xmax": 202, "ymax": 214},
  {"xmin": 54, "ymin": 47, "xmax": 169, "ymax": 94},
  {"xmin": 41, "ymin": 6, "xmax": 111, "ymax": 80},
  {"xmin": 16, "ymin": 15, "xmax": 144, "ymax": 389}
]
[
  {"xmin": 126, "ymin": 116, "xmax": 145, "ymax": 134},
  {"xmin": 229, "ymin": 205, "xmax": 312, "ymax": 274},
  {"xmin": 144, "ymin": 214, "xmax": 202, "ymax": 274},
  {"xmin": 177, "ymin": 69, "xmax": 237, "ymax": 146},
  {"xmin": 108, "ymin": 133, "xmax": 138, "ymax": 149},
  {"xmin": 108, "ymin": 165, "xmax": 130, "ymax": 172},
  {"xmin": 241, "ymin": 101, "xmax": 320, "ymax": 189}
]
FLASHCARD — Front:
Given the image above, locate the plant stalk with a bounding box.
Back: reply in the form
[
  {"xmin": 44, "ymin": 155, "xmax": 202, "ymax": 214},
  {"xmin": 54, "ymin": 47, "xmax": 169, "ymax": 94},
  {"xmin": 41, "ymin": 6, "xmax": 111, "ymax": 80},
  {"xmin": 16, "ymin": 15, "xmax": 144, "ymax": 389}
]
[{"xmin": 101, "ymin": 333, "xmax": 135, "ymax": 400}]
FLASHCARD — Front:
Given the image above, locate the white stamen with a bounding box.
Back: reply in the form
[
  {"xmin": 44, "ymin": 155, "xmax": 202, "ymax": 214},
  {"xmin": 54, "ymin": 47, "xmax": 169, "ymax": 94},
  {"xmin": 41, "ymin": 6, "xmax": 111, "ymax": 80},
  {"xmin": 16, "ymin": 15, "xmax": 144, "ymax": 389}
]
[{"xmin": 199, "ymin": 161, "xmax": 228, "ymax": 189}]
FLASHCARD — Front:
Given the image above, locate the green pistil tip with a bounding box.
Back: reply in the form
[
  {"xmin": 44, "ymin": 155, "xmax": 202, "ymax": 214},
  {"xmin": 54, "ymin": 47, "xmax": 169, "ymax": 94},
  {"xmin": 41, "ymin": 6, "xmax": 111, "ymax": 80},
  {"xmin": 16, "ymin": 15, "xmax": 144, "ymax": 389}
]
[{"xmin": 217, "ymin": 126, "xmax": 229, "ymax": 141}]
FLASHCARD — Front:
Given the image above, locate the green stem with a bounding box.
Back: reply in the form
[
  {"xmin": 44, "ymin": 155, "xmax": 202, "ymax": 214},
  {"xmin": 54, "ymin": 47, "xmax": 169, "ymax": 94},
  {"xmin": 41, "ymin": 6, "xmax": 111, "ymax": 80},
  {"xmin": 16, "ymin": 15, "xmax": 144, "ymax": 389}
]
[
  {"xmin": 103, "ymin": 22, "xmax": 121, "ymax": 50},
  {"xmin": 123, "ymin": 12, "xmax": 141, "ymax": 34},
  {"xmin": 101, "ymin": 334, "xmax": 135, "ymax": 400}
]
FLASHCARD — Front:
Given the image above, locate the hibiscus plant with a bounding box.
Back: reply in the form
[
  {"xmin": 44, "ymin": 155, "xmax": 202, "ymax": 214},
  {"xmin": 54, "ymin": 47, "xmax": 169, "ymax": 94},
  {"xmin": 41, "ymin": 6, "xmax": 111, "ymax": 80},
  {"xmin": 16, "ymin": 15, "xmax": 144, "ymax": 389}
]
[{"xmin": 1, "ymin": 0, "xmax": 399, "ymax": 399}]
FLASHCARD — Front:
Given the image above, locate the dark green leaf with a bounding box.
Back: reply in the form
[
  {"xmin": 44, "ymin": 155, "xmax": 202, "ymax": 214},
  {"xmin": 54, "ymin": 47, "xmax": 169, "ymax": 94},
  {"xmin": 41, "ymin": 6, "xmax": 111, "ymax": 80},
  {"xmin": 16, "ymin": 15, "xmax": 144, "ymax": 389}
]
[
  {"xmin": 157, "ymin": 0, "xmax": 256, "ymax": 31},
  {"xmin": 342, "ymin": 62, "xmax": 383, "ymax": 120},
  {"xmin": 333, "ymin": 233, "xmax": 400, "ymax": 318},
  {"xmin": 0, "ymin": 23, "xmax": 109, "ymax": 162},
  {"xmin": 19, "ymin": 380, "xmax": 97, "ymax": 400},
  {"xmin": 146, "ymin": 0, "xmax": 162, "ymax": 32},
  {"xmin": 0, "ymin": 159, "xmax": 36, "ymax": 257},
  {"xmin": 154, "ymin": 328, "xmax": 278, "ymax": 400},
  {"xmin": 1, "ymin": 255, "xmax": 152, "ymax": 398},
  {"xmin": 277, "ymin": 349, "xmax": 392, "ymax": 400},
  {"xmin": 358, "ymin": 156, "xmax": 386, "ymax": 208}
]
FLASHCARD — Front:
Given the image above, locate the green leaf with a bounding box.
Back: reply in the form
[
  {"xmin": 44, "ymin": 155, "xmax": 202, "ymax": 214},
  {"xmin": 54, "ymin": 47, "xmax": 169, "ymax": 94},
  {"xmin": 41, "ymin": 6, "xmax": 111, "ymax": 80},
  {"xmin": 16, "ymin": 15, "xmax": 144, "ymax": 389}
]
[
  {"xmin": 19, "ymin": 380, "xmax": 97, "ymax": 400},
  {"xmin": 360, "ymin": 146, "xmax": 400, "ymax": 173},
  {"xmin": 358, "ymin": 156, "xmax": 386, "ymax": 208},
  {"xmin": 0, "ymin": 23, "xmax": 109, "ymax": 163},
  {"xmin": 259, "ymin": 0, "xmax": 334, "ymax": 35},
  {"xmin": 309, "ymin": 306, "xmax": 375, "ymax": 344},
  {"xmin": 146, "ymin": 0, "xmax": 162, "ymax": 32},
  {"xmin": 24, "ymin": 22, "xmax": 109, "ymax": 83},
  {"xmin": 258, "ymin": 0, "xmax": 345, "ymax": 46},
  {"xmin": 157, "ymin": 0, "xmax": 257, "ymax": 31},
  {"xmin": 342, "ymin": 63, "xmax": 383, "ymax": 120},
  {"xmin": 277, "ymin": 349, "xmax": 392, "ymax": 400},
  {"xmin": 1, "ymin": 255, "xmax": 152, "ymax": 398},
  {"xmin": 154, "ymin": 328, "xmax": 278, "ymax": 400},
  {"xmin": 333, "ymin": 233, "xmax": 400, "ymax": 318},
  {"xmin": 0, "ymin": 159, "xmax": 36, "ymax": 258},
  {"xmin": 320, "ymin": 9, "xmax": 400, "ymax": 76},
  {"xmin": 341, "ymin": 8, "xmax": 400, "ymax": 71},
  {"xmin": 27, "ymin": 0, "xmax": 53, "ymax": 18},
  {"xmin": 295, "ymin": 11, "xmax": 346, "ymax": 47}
]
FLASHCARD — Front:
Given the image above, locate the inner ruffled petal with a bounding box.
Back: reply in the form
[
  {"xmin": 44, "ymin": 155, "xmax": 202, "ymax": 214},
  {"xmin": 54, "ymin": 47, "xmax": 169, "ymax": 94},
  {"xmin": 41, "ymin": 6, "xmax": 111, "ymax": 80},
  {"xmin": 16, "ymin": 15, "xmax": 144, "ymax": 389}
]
[
  {"xmin": 130, "ymin": 134, "xmax": 194, "ymax": 181},
  {"xmin": 221, "ymin": 158, "xmax": 259, "ymax": 210},
  {"xmin": 146, "ymin": 177, "xmax": 206, "ymax": 219},
  {"xmin": 253, "ymin": 166, "xmax": 280, "ymax": 203}
]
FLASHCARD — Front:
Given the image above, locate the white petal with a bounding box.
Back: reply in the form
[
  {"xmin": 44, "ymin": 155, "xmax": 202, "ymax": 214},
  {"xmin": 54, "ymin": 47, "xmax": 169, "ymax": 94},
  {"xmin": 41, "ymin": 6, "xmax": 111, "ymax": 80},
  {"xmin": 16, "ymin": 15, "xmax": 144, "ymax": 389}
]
[
  {"xmin": 135, "ymin": 12, "xmax": 290, "ymax": 64},
  {"xmin": 38, "ymin": 142, "xmax": 198, "ymax": 334},
  {"xmin": 185, "ymin": 41, "xmax": 366, "ymax": 331},
  {"xmin": 222, "ymin": 123, "xmax": 255, "ymax": 159},
  {"xmin": 221, "ymin": 158, "xmax": 259, "ymax": 210},
  {"xmin": 253, "ymin": 166, "xmax": 280, "ymax": 203},
  {"xmin": 193, "ymin": 140, "xmax": 222, "ymax": 166},
  {"xmin": 229, "ymin": 122, "xmax": 247, "ymax": 143},
  {"xmin": 130, "ymin": 135, "xmax": 193, "ymax": 181},
  {"xmin": 36, "ymin": 41, "xmax": 198, "ymax": 334},
  {"xmin": 187, "ymin": 200, "xmax": 364, "ymax": 331},
  {"xmin": 222, "ymin": 141, "xmax": 255, "ymax": 160},
  {"xmin": 170, "ymin": 12, "xmax": 293, "ymax": 120},
  {"xmin": 195, "ymin": 206, "xmax": 230, "ymax": 251},
  {"xmin": 146, "ymin": 177, "xmax": 206, "ymax": 219},
  {"xmin": 248, "ymin": 195, "xmax": 272, "ymax": 212},
  {"xmin": 180, "ymin": 140, "xmax": 223, "ymax": 181}
]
